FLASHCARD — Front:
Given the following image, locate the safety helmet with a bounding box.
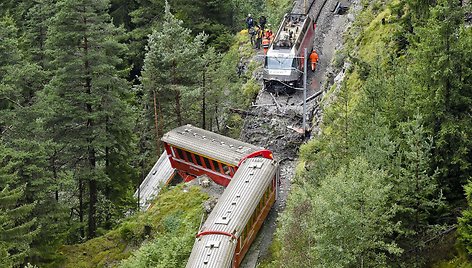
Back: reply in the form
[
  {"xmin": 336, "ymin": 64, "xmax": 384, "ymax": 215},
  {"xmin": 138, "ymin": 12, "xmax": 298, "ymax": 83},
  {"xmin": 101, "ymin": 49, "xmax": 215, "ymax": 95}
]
[{"xmin": 248, "ymin": 14, "xmax": 252, "ymax": 17}]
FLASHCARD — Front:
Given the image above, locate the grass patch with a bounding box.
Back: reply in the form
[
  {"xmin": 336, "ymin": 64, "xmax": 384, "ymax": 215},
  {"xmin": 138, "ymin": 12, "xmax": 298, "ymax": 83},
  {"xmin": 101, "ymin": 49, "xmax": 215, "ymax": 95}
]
[{"xmin": 56, "ymin": 185, "xmax": 208, "ymax": 268}]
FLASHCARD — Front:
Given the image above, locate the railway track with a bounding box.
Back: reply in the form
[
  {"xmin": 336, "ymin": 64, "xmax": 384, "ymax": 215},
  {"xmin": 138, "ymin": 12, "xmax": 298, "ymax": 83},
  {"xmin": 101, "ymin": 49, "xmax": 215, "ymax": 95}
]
[{"xmin": 238, "ymin": 0, "xmax": 350, "ymax": 266}]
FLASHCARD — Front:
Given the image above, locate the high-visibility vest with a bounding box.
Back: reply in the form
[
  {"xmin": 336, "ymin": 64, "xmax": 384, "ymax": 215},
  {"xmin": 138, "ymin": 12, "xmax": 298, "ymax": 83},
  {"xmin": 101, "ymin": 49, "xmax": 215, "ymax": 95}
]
[
  {"xmin": 310, "ymin": 52, "xmax": 319, "ymax": 63},
  {"xmin": 262, "ymin": 38, "xmax": 270, "ymax": 49}
]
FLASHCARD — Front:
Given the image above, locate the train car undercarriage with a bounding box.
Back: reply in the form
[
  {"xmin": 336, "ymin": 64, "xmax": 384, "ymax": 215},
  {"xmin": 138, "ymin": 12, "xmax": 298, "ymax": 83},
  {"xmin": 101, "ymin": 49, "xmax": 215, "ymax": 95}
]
[{"xmin": 264, "ymin": 79, "xmax": 298, "ymax": 95}]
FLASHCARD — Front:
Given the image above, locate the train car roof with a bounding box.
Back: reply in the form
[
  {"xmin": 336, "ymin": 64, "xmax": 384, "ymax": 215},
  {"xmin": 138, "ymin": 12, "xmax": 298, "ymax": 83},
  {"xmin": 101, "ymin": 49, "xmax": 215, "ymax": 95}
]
[
  {"xmin": 161, "ymin": 124, "xmax": 263, "ymax": 166},
  {"xmin": 186, "ymin": 157, "xmax": 278, "ymax": 267},
  {"xmin": 199, "ymin": 157, "xmax": 277, "ymax": 239},
  {"xmin": 271, "ymin": 13, "xmax": 311, "ymax": 53},
  {"xmin": 186, "ymin": 234, "xmax": 236, "ymax": 268}
]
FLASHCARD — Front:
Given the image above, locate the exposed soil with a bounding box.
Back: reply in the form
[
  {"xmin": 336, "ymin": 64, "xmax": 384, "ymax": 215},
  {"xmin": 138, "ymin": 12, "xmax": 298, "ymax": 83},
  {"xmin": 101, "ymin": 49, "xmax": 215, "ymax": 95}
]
[{"xmin": 239, "ymin": 0, "xmax": 354, "ymax": 267}]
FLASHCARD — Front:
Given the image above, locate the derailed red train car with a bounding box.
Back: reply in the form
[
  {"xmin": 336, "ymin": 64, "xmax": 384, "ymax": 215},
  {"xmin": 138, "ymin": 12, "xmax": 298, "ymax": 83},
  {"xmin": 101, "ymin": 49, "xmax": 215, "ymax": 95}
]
[{"xmin": 161, "ymin": 124, "xmax": 273, "ymax": 186}]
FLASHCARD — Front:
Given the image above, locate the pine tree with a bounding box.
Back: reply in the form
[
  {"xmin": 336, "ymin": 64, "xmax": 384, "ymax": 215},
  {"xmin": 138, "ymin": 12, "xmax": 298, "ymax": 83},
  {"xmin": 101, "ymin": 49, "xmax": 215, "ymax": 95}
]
[
  {"xmin": 410, "ymin": 0, "xmax": 472, "ymax": 202},
  {"xmin": 141, "ymin": 1, "xmax": 206, "ymax": 142},
  {"xmin": 0, "ymin": 145, "xmax": 38, "ymax": 268},
  {"xmin": 0, "ymin": 14, "xmax": 68, "ymax": 263},
  {"xmin": 458, "ymin": 180, "xmax": 472, "ymax": 255},
  {"xmin": 309, "ymin": 158, "xmax": 401, "ymax": 267},
  {"xmin": 393, "ymin": 114, "xmax": 444, "ymax": 265},
  {"xmin": 199, "ymin": 46, "xmax": 221, "ymax": 130},
  {"xmin": 22, "ymin": 0, "xmax": 57, "ymax": 67},
  {"xmin": 44, "ymin": 0, "xmax": 134, "ymax": 239},
  {"xmin": 0, "ymin": 16, "xmax": 22, "ymax": 81}
]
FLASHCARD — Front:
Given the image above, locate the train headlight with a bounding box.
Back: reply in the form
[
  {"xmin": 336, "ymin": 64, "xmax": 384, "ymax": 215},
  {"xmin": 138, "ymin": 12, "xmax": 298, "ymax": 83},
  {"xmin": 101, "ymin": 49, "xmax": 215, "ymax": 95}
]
[{"xmin": 289, "ymin": 82, "xmax": 294, "ymax": 86}]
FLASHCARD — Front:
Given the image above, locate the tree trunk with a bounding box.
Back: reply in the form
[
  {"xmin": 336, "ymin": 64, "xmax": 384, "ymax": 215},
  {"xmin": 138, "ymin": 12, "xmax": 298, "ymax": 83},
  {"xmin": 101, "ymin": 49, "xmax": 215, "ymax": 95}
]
[
  {"xmin": 53, "ymin": 164, "xmax": 58, "ymax": 201},
  {"xmin": 202, "ymin": 69, "xmax": 206, "ymax": 129},
  {"xmin": 83, "ymin": 14, "xmax": 97, "ymax": 238},
  {"xmin": 79, "ymin": 179, "xmax": 84, "ymax": 238},
  {"xmin": 88, "ymin": 166, "xmax": 97, "ymax": 238},
  {"xmin": 175, "ymin": 89, "xmax": 182, "ymax": 126},
  {"xmin": 153, "ymin": 90, "xmax": 161, "ymax": 153},
  {"xmin": 172, "ymin": 61, "xmax": 182, "ymax": 125},
  {"xmin": 215, "ymin": 103, "xmax": 220, "ymax": 132}
]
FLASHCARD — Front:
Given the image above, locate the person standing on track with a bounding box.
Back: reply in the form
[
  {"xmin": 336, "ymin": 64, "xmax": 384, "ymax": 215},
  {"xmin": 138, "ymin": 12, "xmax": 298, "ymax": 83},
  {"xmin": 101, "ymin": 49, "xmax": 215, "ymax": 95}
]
[{"xmin": 309, "ymin": 49, "xmax": 319, "ymax": 72}]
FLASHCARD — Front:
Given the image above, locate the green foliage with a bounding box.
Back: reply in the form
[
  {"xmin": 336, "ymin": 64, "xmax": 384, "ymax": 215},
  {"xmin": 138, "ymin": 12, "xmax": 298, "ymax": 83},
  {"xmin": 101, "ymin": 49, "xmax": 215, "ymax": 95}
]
[
  {"xmin": 242, "ymin": 78, "xmax": 260, "ymax": 105},
  {"xmin": 140, "ymin": 2, "xmax": 207, "ymax": 154},
  {"xmin": 274, "ymin": 1, "xmax": 471, "ymax": 266},
  {"xmin": 310, "ymin": 158, "xmax": 401, "ymax": 267},
  {"xmin": 119, "ymin": 231, "xmax": 194, "ymax": 268},
  {"xmin": 0, "ymin": 146, "xmax": 38, "ymax": 268},
  {"xmin": 409, "ymin": 0, "xmax": 472, "ymax": 202},
  {"xmin": 459, "ymin": 181, "xmax": 472, "ymax": 256},
  {"xmin": 265, "ymin": 0, "xmax": 292, "ymax": 28},
  {"xmin": 276, "ymin": 187, "xmax": 316, "ymax": 267},
  {"xmin": 44, "ymin": 0, "xmax": 135, "ymax": 239},
  {"xmin": 22, "ymin": 0, "xmax": 57, "ymax": 66},
  {"xmin": 58, "ymin": 185, "xmax": 207, "ymax": 268}
]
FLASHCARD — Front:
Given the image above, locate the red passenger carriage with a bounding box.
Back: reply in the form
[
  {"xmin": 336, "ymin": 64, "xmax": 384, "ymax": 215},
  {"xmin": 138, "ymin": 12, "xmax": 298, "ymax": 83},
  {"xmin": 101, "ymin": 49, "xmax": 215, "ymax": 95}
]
[{"xmin": 161, "ymin": 124, "xmax": 273, "ymax": 186}]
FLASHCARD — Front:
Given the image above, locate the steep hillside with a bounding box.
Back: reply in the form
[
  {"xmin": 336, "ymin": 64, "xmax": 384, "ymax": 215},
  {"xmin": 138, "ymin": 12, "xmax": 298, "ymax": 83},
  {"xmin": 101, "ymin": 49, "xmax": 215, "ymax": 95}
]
[{"xmin": 266, "ymin": 0, "xmax": 472, "ymax": 267}]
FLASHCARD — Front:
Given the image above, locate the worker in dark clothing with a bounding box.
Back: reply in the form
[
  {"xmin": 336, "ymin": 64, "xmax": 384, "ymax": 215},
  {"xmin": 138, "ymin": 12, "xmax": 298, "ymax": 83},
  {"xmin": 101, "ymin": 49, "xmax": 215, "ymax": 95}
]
[
  {"xmin": 309, "ymin": 49, "xmax": 319, "ymax": 72},
  {"xmin": 246, "ymin": 14, "xmax": 254, "ymax": 30},
  {"xmin": 255, "ymin": 25, "xmax": 263, "ymax": 49},
  {"xmin": 247, "ymin": 14, "xmax": 255, "ymax": 45},
  {"xmin": 259, "ymin": 15, "xmax": 267, "ymax": 31}
]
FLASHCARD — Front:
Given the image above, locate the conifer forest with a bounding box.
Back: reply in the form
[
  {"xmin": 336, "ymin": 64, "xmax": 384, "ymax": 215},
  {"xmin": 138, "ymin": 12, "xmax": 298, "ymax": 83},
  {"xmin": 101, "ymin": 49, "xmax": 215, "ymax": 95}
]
[{"xmin": 0, "ymin": 0, "xmax": 471, "ymax": 267}]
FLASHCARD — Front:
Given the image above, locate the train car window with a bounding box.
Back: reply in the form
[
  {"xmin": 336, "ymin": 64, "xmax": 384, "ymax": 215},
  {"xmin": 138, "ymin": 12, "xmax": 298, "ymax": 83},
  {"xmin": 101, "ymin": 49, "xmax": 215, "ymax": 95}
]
[
  {"xmin": 242, "ymin": 226, "xmax": 247, "ymax": 242},
  {"xmin": 183, "ymin": 150, "xmax": 193, "ymax": 163},
  {"xmin": 194, "ymin": 154, "xmax": 203, "ymax": 166},
  {"xmin": 173, "ymin": 147, "xmax": 181, "ymax": 159},
  {"xmin": 203, "ymin": 157, "xmax": 211, "ymax": 170},
  {"xmin": 302, "ymin": 20, "xmax": 309, "ymax": 34},
  {"xmin": 217, "ymin": 162, "xmax": 226, "ymax": 174},
  {"xmin": 189, "ymin": 153, "xmax": 199, "ymax": 165},
  {"xmin": 266, "ymin": 57, "xmax": 295, "ymax": 70},
  {"xmin": 222, "ymin": 164, "xmax": 230, "ymax": 175},
  {"xmin": 212, "ymin": 160, "xmax": 222, "ymax": 173}
]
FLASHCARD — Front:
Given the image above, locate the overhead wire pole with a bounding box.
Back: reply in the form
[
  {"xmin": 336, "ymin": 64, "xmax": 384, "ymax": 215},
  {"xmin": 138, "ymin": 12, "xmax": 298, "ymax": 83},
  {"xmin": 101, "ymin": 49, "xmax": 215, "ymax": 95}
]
[{"xmin": 303, "ymin": 48, "xmax": 308, "ymax": 135}]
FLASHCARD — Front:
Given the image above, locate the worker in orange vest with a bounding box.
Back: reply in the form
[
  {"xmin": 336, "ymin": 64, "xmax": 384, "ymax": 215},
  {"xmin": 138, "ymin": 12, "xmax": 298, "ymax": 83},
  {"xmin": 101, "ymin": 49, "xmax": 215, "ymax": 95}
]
[
  {"xmin": 262, "ymin": 38, "xmax": 270, "ymax": 54},
  {"xmin": 309, "ymin": 49, "xmax": 319, "ymax": 72}
]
